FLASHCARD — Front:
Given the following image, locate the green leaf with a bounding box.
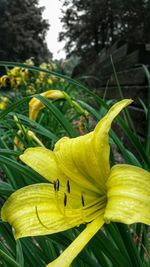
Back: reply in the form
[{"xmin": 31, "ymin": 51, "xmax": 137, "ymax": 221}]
[
  {"xmin": 0, "ymin": 96, "xmax": 30, "ymax": 121},
  {"xmin": 142, "ymin": 65, "xmax": 150, "ymax": 157},
  {"xmin": 35, "ymin": 95, "xmax": 78, "ymax": 137},
  {"xmin": 0, "ymin": 181, "xmax": 14, "ymax": 197},
  {"xmin": 0, "ymin": 155, "xmax": 47, "ymax": 186},
  {"xmin": 117, "ymin": 224, "xmax": 143, "ymax": 267},
  {"xmin": 0, "ymin": 248, "xmax": 20, "ymax": 267},
  {"xmin": 10, "ymin": 112, "xmax": 58, "ymax": 142},
  {"xmin": 16, "ymin": 240, "xmax": 24, "ymax": 267}
]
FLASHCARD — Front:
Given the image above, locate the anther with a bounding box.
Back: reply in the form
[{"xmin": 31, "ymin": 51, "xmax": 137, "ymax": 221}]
[
  {"xmin": 64, "ymin": 193, "xmax": 67, "ymax": 206},
  {"xmin": 54, "ymin": 179, "xmax": 60, "ymax": 191},
  {"xmin": 66, "ymin": 180, "xmax": 70, "ymax": 193},
  {"xmin": 81, "ymin": 194, "xmax": 85, "ymax": 207}
]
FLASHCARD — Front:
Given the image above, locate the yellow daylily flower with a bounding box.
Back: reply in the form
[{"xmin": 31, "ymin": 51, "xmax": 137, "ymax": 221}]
[
  {"xmin": 25, "ymin": 58, "xmax": 34, "ymax": 66},
  {"xmin": 0, "ymin": 75, "xmax": 11, "ymax": 88},
  {"xmin": 26, "ymin": 85, "xmax": 37, "ymax": 95},
  {"xmin": 8, "ymin": 66, "xmax": 28, "ymax": 80},
  {"xmin": 29, "ymin": 89, "xmax": 89, "ymax": 121},
  {"xmin": 29, "ymin": 90, "xmax": 65, "ymax": 120},
  {"xmin": 1, "ymin": 99, "xmax": 150, "ymax": 267}
]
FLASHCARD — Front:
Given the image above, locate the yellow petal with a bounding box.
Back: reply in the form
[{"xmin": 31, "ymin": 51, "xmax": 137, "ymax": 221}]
[
  {"xmin": 20, "ymin": 141, "xmax": 101, "ymax": 194},
  {"xmin": 104, "ymin": 164, "xmax": 150, "ymax": 225},
  {"xmin": 54, "ymin": 134, "xmax": 103, "ymax": 194},
  {"xmin": 20, "ymin": 147, "xmax": 101, "ymax": 202},
  {"xmin": 54, "ymin": 99, "xmax": 132, "ymax": 193},
  {"xmin": 20, "ymin": 147, "xmax": 63, "ymax": 183},
  {"xmin": 93, "ymin": 99, "xmax": 133, "ymax": 183},
  {"xmin": 1, "ymin": 183, "xmax": 103, "ymax": 239},
  {"xmin": 29, "ymin": 90, "xmax": 65, "ymax": 120},
  {"xmin": 46, "ymin": 216, "xmax": 104, "ymax": 267}
]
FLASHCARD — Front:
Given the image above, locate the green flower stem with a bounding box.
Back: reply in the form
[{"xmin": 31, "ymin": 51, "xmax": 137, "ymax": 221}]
[{"xmin": 47, "ymin": 216, "xmax": 104, "ymax": 267}]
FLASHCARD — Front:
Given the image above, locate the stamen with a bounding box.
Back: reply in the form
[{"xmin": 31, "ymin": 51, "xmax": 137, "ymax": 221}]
[
  {"xmin": 64, "ymin": 193, "xmax": 67, "ymax": 206},
  {"xmin": 66, "ymin": 180, "xmax": 70, "ymax": 193},
  {"xmin": 54, "ymin": 179, "xmax": 60, "ymax": 191},
  {"xmin": 81, "ymin": 194, "xmax": 85, "ymax": 207},
  {"xmin": 53, "ymin": 179, "xmax": 65, "ymax": 216},
  {"xmin": 54, "ymin": 181, "xmax": 56, "ymax": 191},
  {"xmin": 35, "ymin": 206, "xmax": 49, "ymax": 229}
]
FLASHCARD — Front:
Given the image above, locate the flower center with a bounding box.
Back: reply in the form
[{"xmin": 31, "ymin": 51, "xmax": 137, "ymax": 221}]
[
  {"xmin": 35, "ymin": 179, "xmax": 106, "ymax": 230},
  {"xmin": 53, "ymin": 178, "xmax": 86, "ymax": 209},
  {"xmin": 52, "ymin": 178, "xmax": 106, "ymax": 223}
]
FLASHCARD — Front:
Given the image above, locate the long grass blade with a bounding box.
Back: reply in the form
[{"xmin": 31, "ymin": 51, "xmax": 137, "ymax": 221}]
[
  {"xmin": 142, "ymin": 65, "xmax": 150, "ymax": 156},
  {"xmin": 35, "ymin": 95, "xmax": 78, "ymax": 137},
  {"xmin": 0, "ymin": 249, "xmax": 20, "ymax": 267}
]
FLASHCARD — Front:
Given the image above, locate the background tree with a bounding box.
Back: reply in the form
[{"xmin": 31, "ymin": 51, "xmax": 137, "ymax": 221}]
[
  {"xmin": 0, "ymin": 0, "xmax": 51, "ymax": 63},
  {"xmin": 59, "ymin": 0, "xmax": 150, "ymax": 60}
]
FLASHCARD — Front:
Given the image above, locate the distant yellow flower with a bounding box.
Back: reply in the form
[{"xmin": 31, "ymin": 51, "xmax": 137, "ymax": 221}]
[
  {"xmin": 7, "ymin": 67, "xmax": 19, "ymax": 77},
  {"xmin": 29, "ymin": 89, "xmax": 88, "ymax": 121},
  {"xmin": 29, "ymin": 90, "xmax": 65, "ymax": 120},
  {"xmin": 26, "ymin": 85, "xmax": 36, "ymax": 95},
  {"xmin": 20, "ymin": 69, "xmax": 29, "ymax": 80},
  {"xmin": 47, "ymin": 78, "xmax": 53, "ymax": 85},
  {"xmin": 6, "ymin": 67, "xmax": 29, "ymax": 88},
  {"xmin": 35, "ymin": 77, "xmax": 43, "ymax": 85},
  {"xmin": 48, "ymin": 76, "xmax": 65, "ymax": 84},
  {"xmin": 25, "ymin": 58, "xmax": 34, "ymax": 66},
  {"xmin": 14, "ymin": 130, "xmax": 25, "ymax": 151},
  {"xmin": 0, "ymin": 75, "xmax": 11, "ymax": 88},
  {"xmin": 14, "ymin": 129, "xmax": 44, "ymax": 151},
  {"xmin": 8, "ymin": 66, "xmax": 28, "ymax": 79},
  {"xmin": 1, "ymin": 99, "xmax": 150, "ymax": 267},
  {"xmin": 1, "ymin": 96, "xmax": 9, "ymax": 103},
  {"xmin": 47, "ymin": 62, "xmax": 56, "ymax": 71},
  {"xmin": 14, "ymin": 77, "xmax": 22, "ymax": 87},
  {"xmin": 0, "ymin": 96, "xmax": 9, "ymax": 110},
  {"xmin": 39, "ymin": 62, "xmax": 56, "ymax": 71},
  {"xmin": 0, "ymin": 102, "xmax": 7, "ymax": 110}
]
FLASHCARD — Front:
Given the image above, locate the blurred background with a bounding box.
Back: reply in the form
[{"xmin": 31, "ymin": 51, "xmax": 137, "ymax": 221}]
[
  {"xmin": 1, "ymin": 0, "xmax": 150, "ymax": 63},
  {"xmin": 0, "ymin": 0, "xmax": 150, "ymax": 136}
]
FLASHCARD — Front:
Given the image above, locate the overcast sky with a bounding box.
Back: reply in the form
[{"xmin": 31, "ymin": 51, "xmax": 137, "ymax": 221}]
[{"xmin": 38, "ymin": 0, "xmax": 66, "ymax": 59}]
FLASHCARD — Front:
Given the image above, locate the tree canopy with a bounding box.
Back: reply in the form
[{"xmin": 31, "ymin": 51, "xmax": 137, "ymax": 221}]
[
  {"xmin": 0, "ymin": 0, "xmax": 51, "ymax": 63},
  {"xmin": 59, "ymin": 0, "xmax": 150, "ymax": 59}
]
